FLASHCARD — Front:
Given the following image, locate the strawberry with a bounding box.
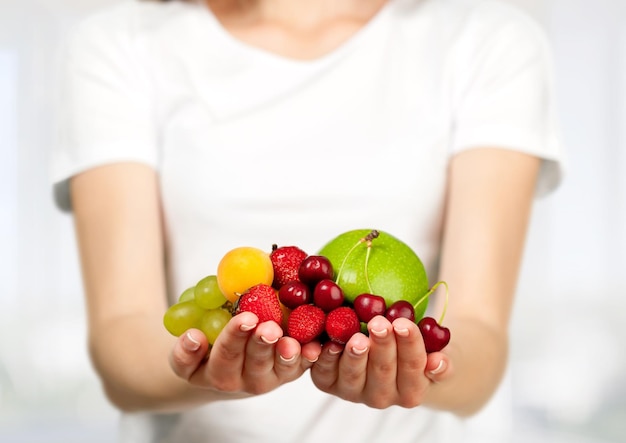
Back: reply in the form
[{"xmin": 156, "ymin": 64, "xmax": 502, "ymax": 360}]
[
  {"xmin": 325, "ymin": 306, "xmax": 360, "ymax": 344},
  {"xmin": 287, "ymin": 304, "xmax": 326, "ymax": 344},
  {"xmin": 270, "ymin": 245, "xmax": 308, "ymax": 289},
  {"xmin": 235, "ymin": 284, "xmax": 283, "ymax": 325}
]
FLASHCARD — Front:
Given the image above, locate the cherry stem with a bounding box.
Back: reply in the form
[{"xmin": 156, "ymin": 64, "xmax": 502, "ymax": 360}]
[
  {"xmin": 412, "ymin": 280, "xmax": 449, "ymax": 324},
  {"xmin": 335, "ymin": 241, "xmax": 361, "ymax": 284},
  {"xmin": 362, "ymin": 231, "xmax": 379, "ymax": 294},
  {"xmin": 364, "ymin": 245, "xmax": 373, "ymax": 293},
  {"xmin": 335, "ymin": 230, "xmax": 379, "ymax": 286},
  {"xmin": 437, "ymin": 281, "xmax": 449, "ymax": 325}
]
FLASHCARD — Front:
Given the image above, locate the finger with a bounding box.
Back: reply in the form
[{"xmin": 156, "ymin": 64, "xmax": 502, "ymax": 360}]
[
  {"xmin": 242, "ymin": 320, "xmax": 284, "ymax": 391},
  {"xmin": 310, "ymin": 341, "xmax": 344, "ymax": 392},
  {"xmin": 393, "ymin": 317, "xmax": 429, "ymax": 406},
  {"xmin": 300, "ymin": 340, "xmax": 323, "ymax": 368},
  {"xmin": 274, "ymin": 338, "xmax": 322, "ymax": 375},
  {"xmin": 363, "ymin": 316, "xmax": 397, "ymax": 406},
  {"xmin": 169, "ymin": 329, "xmax": 209, "ymax": 381},
  {"xmin": 424, "ymin": 351, "xmax": 453, "ymax": 383},
  {"xmin": 273, "ymin": 336, "xmax": 305, "ymax": 382},
  {"xmin": 203, "ymin": 312, "xmax": 258, "ymax": 391},
  {"xmin": 335, "ymin": 333, "xmax": 370, "ymax": 402}
]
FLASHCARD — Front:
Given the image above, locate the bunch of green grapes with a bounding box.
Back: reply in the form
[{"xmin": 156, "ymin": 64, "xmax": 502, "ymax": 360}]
[{"xmin": 163, "ymin": 275, "xmax": 232, "ymax": 345}]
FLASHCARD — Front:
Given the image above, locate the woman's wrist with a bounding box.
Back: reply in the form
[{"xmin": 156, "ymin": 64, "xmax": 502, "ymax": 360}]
[{"xmin": 421, "ymin": 317, "xmax": 508, "ymax": 416}]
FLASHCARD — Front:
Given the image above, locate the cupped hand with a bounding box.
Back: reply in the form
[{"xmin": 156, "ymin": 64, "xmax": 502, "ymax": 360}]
[
  {"xmin": 169, "ymin": 312, "xmax": 322, "ymax": 396},
  {"xmin": 310, "ymin": 315, "xmax": 452, "ymax": 408}
]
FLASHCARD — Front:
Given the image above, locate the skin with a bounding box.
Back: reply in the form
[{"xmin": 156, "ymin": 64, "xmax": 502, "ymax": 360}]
[
  {"xmin": 311, "ymin": 147, "xmax": 539, "ymax": 414},
  {"xmin": 204, "ymin": 0, "xmax": 389, "ymax": 60},
  {"xmin": 70, "ymin": 0, "xmax": 541, "ymax": 416}
]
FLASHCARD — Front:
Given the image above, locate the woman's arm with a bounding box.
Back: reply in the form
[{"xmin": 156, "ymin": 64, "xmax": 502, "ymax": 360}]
[
  {"xmin": 71, "ymin": 162, "xmax": 320, "ymax": 413},
  {"xmin": 311, "ymin": 147, "xmax": 540, "ymax": 415},
  {"xmin": 72, "ymin": 162, "xmax": 192, "ymax": 411},
  {"xmin": 425, "ymin": 146, "xmax": 540, "ymax": 415}
]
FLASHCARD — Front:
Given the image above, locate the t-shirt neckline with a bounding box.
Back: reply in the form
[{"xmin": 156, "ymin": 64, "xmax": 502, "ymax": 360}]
[{"xmin": 193, "ymin": 0, "xmax": 394, "ymax": 68}]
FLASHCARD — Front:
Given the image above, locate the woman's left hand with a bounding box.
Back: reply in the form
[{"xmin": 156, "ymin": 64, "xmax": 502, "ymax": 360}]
[{"xmin": 310, "ymin": 315, "xmax": 452, "ymax": 408}]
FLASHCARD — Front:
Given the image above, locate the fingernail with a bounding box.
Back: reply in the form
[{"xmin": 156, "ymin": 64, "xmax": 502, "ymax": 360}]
[
  {"xmin": 240, "ymin": 323, "xmax": 257, "ymax": 332},
  {"xmin": 351, "ymin": 346, "xmax": 368, "ymax": 356},
  {"xmin": 429, "ymin": 360, "xmax": 446, "ymax": 375},
  {"xmin": 184, "ymin": 331, "xmax": 201, "ymax": 352},
  {"xmin": 370, "ymin": 328, "xmax": 388, "ymax": 338},
  {"xmin": 305, "ymin": 356, "xmax": 319, "ymax": 363},
  {"xmin": 328, "ymin": 348, "xmax": 342, "ymax": 356},
  {"xmin": 393, "ymin": 326, "xmax": 410, "ymax": 337},
  {"xmin": 280, "ymin": 354, "xmax": 297, "ymax": 363},
  {"xmin": 261, "ymin": 335, "xmax": 279, "ymax": 344}
]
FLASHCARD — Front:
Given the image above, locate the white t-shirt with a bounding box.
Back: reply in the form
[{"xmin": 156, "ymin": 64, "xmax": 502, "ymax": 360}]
[{"xmin": 52, "ymin": 0, "xmax": 563, "ymax": 441}]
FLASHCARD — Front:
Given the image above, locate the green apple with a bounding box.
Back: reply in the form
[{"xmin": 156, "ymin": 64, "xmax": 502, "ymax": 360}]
[{"xmin": 318, "ymin": 229, "xmax": 430, "ymax": 319}]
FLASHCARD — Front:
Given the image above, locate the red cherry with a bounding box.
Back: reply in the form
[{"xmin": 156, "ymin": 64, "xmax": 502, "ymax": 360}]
[
  {"xmin": 313, "ymin": 279, "xmax": 344, "ymax": 312},
  {"xmin": 353, "ymin": 293, "xmax": 386, "ymax": 323},
  {"xmin": 298, "ymin": 255, "xmax": 334, "ymax": 286},
  {"xmin": 417, "ymin": 317, "xmax": 451, "ymax": 353},
  {"xmin": 385, "ymin": 300, "xmax": 415, "ymax": 323},
  {"xmin": 278, "ymin": 281, "xmax": 311, "ymax": 310}
]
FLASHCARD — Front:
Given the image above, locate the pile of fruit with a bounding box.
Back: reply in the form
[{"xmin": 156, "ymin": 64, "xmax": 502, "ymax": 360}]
[{"xmin": 163, "ymin": 229, "xmax": 451, "ymax": 353}]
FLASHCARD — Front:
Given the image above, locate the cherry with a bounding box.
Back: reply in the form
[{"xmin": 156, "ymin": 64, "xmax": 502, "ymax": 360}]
[
  {"xmin": 385, "ymin": 300, "xmax": 415, "ymax": 323},
  {"xmin": 353, "ymin": 293, "xmax": 386, "ymax": 323},
  {"xmin": 298, "ymin": 255, "xmax": 334, "ymax": 286},
  {"xmin": 417, "ymin": 317, "xmax": 451, "ymax": 353},
  {"xmin": 278, "ymin": 281, "xmax": 311, "ymax": 310},
  {"xmin": 313, "ymin": 279, "xmax": 344, "ymax": 312}
]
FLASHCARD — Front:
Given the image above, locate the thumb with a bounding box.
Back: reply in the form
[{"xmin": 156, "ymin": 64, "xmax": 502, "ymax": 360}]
[
  {"xmin": 169, "ymin": 328, "xmax": 209, "ymax": 381},
  {"xmin": 424, "ymin": 352, "xmax": 453, "ymax": 383}
]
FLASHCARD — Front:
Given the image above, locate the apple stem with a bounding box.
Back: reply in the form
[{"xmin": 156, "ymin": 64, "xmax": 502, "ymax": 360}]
[
  {"xmin": 413, "ymin": 280, "xmax": 449, "ymax": 324},
  {"xmin": 335, "ymin": 230, "xmax": 379, "ymax": 286},
  {"xmin": 363, "ymin": 230, "xmax": 380, "ymax": 243}
]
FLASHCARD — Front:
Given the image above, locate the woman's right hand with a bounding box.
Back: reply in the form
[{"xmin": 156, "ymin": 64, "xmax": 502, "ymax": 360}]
[{"xmin": 169, "ymin": 311, "xmax": 322, "ymax": 395}]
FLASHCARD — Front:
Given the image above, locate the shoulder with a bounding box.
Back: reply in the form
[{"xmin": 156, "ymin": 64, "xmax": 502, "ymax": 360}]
[
  {"xmin": 456, "ymin": 0, "xmax": 548, "ymax": 46},
  {"xmin": 390, "ymin": 0, "xmax": 548, "ymax": 50},
  {"xmin": 65, "ymin": 1, "xmax": 202, "ymax": 55},
  {"xmin": 400, "ymin": 0, "xmax": 543, "ymax": 29}
]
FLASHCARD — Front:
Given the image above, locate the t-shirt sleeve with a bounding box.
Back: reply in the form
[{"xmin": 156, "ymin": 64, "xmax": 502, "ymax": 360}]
[
  {"xmin": 51, "ymin": 10, "xmax": 158, "ymax": 211},
  {"xmin": 449, "ymin": 5, "xmax": 564, "ymax": 196}
]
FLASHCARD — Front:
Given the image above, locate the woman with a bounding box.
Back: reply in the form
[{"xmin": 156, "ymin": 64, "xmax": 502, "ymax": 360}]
[{"xmin": 53, "ymin": 0, "xmax": 562, "ymax": 441}]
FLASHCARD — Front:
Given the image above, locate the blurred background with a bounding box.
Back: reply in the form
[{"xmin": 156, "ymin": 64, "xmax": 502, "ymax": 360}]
[{"xmin": 1, "ymin": 0, "xmax": 625, "ymax": 442}]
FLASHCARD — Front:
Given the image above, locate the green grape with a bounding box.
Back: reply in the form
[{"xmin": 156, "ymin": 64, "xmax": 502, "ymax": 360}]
[
  {"xmin": 178, "ymin": 286, "xmax": 196, "ymax": 303},
  {"xmin": 199, "ymin": 308, "xmax": 232, "ymax": 345},
  {"xmin": 163, "ymin": 301, "xmax": 206, "ymax": 337},
  {"xmin": 194, "ymin": 275, "xmax": 228, "ymax": 310}
]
